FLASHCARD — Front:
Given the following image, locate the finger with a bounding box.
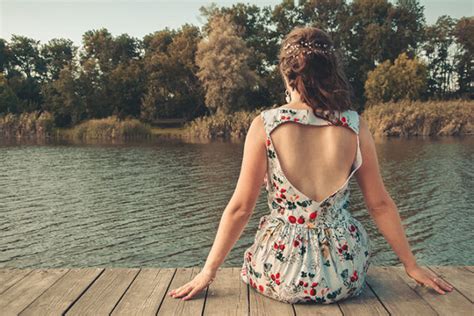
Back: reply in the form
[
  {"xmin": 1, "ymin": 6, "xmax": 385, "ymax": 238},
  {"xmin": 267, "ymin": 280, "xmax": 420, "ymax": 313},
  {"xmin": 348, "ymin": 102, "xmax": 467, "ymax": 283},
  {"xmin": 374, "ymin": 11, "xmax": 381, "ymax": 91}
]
[
  {"xmin": 169, "ymin": 285, "xmax": 184, "ymax": 296},
  {"xmin": 433, "ymin": 277, "xmax": 454, "ymax": 292},
  {"xmin": 174, "ymin": 285, "xmax": 194, "ymax": 298},
  {"xmin": 182, "ymin": 286, "xmax": 201, "ymax": 300},
  {"xmin": 170, "ymin": 285, "xmax": 184, "ymax": 296},
  {"xmin": 427, "ymin": 280, "xmax": 445, "ymax": 295}
]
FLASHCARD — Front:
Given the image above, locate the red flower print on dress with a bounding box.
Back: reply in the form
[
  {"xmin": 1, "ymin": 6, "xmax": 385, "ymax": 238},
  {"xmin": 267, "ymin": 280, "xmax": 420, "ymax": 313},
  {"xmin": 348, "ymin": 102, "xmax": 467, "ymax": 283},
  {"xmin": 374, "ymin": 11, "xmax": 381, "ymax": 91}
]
[
  {"xmin": 340, "ymin": 115, "xmax": 349, "ymax": 127},
  {"xmin": 288, "ymin": 215, "xmax": 297, "ymax": 223},
  {"xmin": 259, "ymin": 285, "xmax": 265, "ymax": 292},
  {"xmin": 297, "ymin": 216, "xmax": 305, "ymax": 224},
  {"xmin": 350, "ymin": 270, "xmax": 358, "ymax": 282},
  {"xmin": 309, "ymin": 211, "xmax": 318, "ymax": 220},
  {"xmin": 271, "ymin": 272, "xmax": 282, "ymax": 285},
  {"xmin": 274, "ymin": 241, "xmax": 286, "ymax": 251},
  {"xmin": 266, "ymin": 138, "xmax": 271, "ymax": 146},
  {"xmin": 293, "ymin": 240, "xmax": 300, "ymax": 247}
]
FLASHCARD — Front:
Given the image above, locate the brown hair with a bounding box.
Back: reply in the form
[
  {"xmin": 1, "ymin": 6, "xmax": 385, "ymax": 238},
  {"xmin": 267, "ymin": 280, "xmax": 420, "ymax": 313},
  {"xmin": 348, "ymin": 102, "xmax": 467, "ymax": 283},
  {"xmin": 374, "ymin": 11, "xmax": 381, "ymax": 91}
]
[{"xmin": 279, "ymin": 26, "xmax": 354, "ymax": 122}]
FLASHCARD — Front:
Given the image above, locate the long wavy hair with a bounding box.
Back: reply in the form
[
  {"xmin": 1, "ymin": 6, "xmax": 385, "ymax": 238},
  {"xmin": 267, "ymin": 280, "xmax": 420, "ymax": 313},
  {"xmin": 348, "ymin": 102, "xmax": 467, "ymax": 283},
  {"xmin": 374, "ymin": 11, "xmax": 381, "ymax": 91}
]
[{"xmin": 279, "ymin": 26, "xmax": 355, "ymax": 123}]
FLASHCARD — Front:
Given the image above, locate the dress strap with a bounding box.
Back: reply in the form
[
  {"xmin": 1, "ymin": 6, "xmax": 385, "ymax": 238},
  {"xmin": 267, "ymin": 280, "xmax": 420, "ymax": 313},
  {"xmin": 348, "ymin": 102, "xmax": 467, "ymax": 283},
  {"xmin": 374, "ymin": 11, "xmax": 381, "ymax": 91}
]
[
  {"xmin": 260, "ymin": 107, "xmax": 363, "ymax": 174},
  {"xmin": 261, "ymin": 107, "xmax": 361, "ymax": 135}
]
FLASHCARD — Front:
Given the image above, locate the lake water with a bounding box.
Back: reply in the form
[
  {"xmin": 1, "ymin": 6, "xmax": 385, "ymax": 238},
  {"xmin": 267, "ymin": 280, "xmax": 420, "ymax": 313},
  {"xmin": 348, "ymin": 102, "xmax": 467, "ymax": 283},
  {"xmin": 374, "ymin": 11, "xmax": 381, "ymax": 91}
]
[{"xmin": 0, "ymin": 136, "xmax": 472, "ymax": 269}]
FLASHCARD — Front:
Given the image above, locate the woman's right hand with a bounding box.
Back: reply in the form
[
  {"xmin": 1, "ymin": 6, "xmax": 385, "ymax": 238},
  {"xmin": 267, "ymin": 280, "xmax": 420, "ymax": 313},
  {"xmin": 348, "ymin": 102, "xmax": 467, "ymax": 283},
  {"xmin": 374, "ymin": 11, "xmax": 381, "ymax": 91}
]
[{"xmin": 405, "ymin": 264, "xmax": 454, "ymax": 294}]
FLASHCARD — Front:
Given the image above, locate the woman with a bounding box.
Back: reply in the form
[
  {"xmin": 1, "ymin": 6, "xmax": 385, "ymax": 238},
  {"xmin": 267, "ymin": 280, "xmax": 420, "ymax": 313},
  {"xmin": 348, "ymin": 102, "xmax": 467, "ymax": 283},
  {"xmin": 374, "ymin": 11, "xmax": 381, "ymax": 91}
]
[{"xmin": 168, "ymin": 26, "xmax": 453, "ymax": 303}]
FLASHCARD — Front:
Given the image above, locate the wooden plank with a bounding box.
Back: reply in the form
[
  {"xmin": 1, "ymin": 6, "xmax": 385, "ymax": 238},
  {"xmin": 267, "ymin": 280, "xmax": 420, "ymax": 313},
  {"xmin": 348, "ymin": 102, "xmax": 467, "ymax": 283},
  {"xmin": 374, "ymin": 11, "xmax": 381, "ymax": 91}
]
[
  {"xmin": 204, "ymin": 267, "xmax": 248, "ymax": 316},
  {"xmin": 463, "ymin": 266, "xmax": 474, "ymax": 273},
  {"xmin": 365, "ymin": 266, "xmax": 437, "ymax": 315},
  {"xmin": 0, "ymin": 268, "xmax": 33, "ymax": 294},
  {"xmin": 65, "ymin": 268, "xmax": 139, "ymax": 316},
  {"xmin": 294, "ymin": 300, "xmax": 342, "ymax": 315},
  {"xmin": 248, "ymin": 278, "xmax": 294, "ymax": 316},
  {"xmin": 429, "ymin": 266, "xmax": 474, "ymax": 302},
  {"xmin": 0, "ymin": 268, "xmax": 68, "ymax": 316},
  {"xmin": 157, "ymin": 267, "xmax": 206, "ymax": 316},
  {"xmin": 111, "ymin": 268, "xmax": 175, "ymax": 316},
  {"xmin": 338, "ymin": 283, "xmax": 389, "ymax": 316},
  {"xmin": 19, "ymin": 268, "xmax": 103, "ymax": 316},
  {"xmin": 393, "ymin": 266, "xmax": 472, "ymax": 316}
]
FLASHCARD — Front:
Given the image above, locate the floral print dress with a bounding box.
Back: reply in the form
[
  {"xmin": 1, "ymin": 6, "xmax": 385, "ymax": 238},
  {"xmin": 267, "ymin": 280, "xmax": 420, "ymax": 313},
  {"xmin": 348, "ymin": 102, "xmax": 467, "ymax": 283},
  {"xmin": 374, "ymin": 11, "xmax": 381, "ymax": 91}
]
[{"xmin": 240, "ymin": 106, "xmax": 372, "ymax": 304}]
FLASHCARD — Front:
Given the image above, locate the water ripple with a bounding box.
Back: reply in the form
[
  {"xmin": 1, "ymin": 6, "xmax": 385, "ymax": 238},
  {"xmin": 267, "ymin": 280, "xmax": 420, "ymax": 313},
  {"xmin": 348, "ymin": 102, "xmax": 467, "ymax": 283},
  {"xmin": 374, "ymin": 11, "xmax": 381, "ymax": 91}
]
[{"xmin": 0, "ymin": 136, "xmax": 473, "ymax": 268}]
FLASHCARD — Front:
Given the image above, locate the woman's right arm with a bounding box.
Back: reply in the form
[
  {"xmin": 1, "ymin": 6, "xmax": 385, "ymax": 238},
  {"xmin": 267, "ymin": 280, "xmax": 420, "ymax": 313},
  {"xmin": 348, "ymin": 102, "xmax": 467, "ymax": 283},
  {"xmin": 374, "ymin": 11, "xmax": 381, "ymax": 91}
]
[{"xmin": 354, "ymin": 117, "xmax": 453, "ymax": 295}]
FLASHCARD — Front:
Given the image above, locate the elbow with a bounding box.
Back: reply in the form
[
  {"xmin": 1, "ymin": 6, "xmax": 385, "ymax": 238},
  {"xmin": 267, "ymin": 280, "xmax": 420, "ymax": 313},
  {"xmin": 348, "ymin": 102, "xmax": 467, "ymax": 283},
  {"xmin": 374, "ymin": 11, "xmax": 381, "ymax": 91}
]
[{"xmin": 367, "ymin": 194, "xmax": 396, "ymax": 216}]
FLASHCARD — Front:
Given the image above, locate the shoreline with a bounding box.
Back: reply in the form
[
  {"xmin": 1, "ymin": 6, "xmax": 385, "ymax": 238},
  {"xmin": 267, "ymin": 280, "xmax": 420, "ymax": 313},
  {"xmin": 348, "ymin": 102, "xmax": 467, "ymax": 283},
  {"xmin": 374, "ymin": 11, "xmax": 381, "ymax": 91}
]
[{"xmin": 1, "ymin": 99, "xmax": 472, "ymax": 141}]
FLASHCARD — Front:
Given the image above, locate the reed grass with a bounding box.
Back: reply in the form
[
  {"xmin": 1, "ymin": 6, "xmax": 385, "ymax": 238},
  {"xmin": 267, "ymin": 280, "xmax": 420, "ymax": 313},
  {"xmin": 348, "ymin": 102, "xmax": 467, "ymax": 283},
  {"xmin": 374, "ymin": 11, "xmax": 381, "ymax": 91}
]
[
  {"xmin": 361, "ymin": 99, "xmax": 474, "ymax": 136},
  {"xmin": 183, "ymin": 108, "xmax": 263, "ymax": 139},
  {"xmin": 0, "ymin": 111, "xmax": 54, "ymax": 138},
  {"xmin": 66, "ymin": 116, "xmax": 152, "ymax": 140}
]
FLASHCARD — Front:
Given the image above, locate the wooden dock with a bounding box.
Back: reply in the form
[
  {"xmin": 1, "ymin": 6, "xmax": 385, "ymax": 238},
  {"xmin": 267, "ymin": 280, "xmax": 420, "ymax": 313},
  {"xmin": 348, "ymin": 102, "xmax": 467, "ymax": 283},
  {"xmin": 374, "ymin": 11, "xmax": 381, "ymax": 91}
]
[{"xmin": 0, "ymin": 266, "xmax": 472, "ymax": 315}]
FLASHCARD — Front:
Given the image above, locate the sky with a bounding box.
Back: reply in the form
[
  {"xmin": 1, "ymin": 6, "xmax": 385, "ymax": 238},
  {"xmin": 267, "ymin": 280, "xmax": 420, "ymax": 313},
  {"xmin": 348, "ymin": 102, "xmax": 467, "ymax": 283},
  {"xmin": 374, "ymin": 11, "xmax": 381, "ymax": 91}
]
[{"xmin": 1, "ymin": 0, "xmax": 473, "ymax": 46}]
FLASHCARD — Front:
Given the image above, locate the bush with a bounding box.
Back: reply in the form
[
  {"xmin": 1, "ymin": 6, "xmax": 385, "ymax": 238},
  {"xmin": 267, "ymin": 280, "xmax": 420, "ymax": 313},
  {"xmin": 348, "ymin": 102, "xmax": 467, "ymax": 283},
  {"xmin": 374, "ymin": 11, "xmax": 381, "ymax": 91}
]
[
  {"xmin": 365, "ymin": 52, "xmax": 428, "ymax": 105},
  {"xmin": 0, "ymin": 111, "xmax": 54, "ymax": 138},
  {"xmin": 361, "ymin": 99, "xmax": 474, "ymax": 136},
  {"xmin": 184, "ymin": 108, "xmax": 262, "ymax": 139},
  {"xmin": 68, "ymin": 116, "xmax": 152, "ymax": 140}
]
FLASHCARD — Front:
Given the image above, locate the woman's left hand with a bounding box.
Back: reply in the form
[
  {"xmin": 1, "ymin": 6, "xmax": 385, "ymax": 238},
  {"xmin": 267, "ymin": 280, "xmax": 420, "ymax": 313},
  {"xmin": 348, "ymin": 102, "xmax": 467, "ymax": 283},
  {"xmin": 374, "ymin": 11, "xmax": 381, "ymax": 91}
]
[
  {"xmin": 168, "ymin": 269, "xmax": 216, "ymax": 300},
  {"xmin": 405, "ymin": 264, "xmax": 454, "ymax": 294}
]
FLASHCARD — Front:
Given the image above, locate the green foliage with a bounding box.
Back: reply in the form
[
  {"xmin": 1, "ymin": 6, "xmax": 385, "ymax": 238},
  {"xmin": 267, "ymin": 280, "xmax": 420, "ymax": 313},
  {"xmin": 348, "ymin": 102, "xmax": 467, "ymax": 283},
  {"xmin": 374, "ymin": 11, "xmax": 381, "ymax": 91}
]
[
  {"xmin": 365, "ymin": 52, "xmax": 427, "ymax": 104},
  {"xmin": 0, "ymin": 72, "xmax": 20, "ymax": 113},
  {"xmin": 195, "ymin": 13, "xmax": 260, "ymax": 114},
  {"xmin": 141, "ymin": 24, "xmax": 204, "ymax": 121},
  {"xmin": 452, "ymin": 16, "xmax": 473, "ymax": 99},
  {"xmin": 41, "ymin": 66, "xmax": 85, "ymax": 127},
  {"xmin": 0, "ymin": 1, "xmax": 470, "ymax": 134},
  {"xmin": 361, "ymin": 99, "xmax": 474, "ymax": 136}
]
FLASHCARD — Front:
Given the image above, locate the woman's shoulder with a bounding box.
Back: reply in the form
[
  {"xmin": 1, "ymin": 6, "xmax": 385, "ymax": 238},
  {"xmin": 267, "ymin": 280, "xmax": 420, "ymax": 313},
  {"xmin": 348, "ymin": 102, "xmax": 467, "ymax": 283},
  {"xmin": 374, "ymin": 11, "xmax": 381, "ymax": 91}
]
[{"xmin": 340, "ymin": 109, "xmax": 360, "ymax": 134}]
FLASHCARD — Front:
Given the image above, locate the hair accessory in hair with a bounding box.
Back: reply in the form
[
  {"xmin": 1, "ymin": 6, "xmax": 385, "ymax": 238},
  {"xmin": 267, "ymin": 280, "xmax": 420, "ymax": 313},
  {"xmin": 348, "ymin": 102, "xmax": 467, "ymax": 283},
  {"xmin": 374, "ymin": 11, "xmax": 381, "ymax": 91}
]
[{"xmin": 283, "ymin": 39, "xmax": 335, "ymax": 57}]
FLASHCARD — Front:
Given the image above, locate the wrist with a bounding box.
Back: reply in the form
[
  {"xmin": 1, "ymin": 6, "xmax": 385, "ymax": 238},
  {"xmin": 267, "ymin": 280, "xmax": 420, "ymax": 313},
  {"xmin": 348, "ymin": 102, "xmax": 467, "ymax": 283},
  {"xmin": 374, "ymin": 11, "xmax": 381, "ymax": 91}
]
[
  {"xmin": 202, "ymin": 265, "xmax": 218, "ymax": 276},
  {"xmin": 402, "ymin": 260, "xmax": 418, "ymax": 271}
]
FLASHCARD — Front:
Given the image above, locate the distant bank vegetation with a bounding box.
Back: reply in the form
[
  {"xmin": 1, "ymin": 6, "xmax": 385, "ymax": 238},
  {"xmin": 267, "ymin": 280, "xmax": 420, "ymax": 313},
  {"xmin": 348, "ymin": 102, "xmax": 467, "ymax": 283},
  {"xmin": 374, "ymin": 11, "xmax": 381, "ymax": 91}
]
[
  {"xmin": 361, "ymin": 100, "xmax": 474, "ymax": 137},
  {"xmin": 63, "ymin": 116, "xmax": 152, "ymax": 140},
  {"xmin": 0, "ymin": 113, "xmax": 151, "ymax": 140},
  {"xmin": 183, "ymin": 109, "xmax": 261, "ymax": 139},
  {"xmin": 0, "ymin": 111, "xmax": 54, "ymax": 138},
  {"xmin": 1, "ymin": 100, "xmax": 472, "ymax": 139},
  {"xmin": 184, "ymin": 99, "xmax": 473, "ymax": 139}
]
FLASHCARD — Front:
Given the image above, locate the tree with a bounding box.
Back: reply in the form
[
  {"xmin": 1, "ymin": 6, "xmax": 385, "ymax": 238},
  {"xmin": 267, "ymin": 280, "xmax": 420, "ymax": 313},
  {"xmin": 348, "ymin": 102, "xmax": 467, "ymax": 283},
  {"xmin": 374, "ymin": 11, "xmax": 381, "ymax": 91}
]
[
  {"xmin": 453, "ymin": 17, "xmax": 473, "ymax": 98},
  {"xmin": 141, "ymin": 24, "xmax": 205, "ymax": 120},
  {"xmin": 0, "ymin": 72, "xmax": 20, "ymax": 114},
  {"xmin": 195, "ymin": 13, "xmax": 260, "ymax": 114},
  {"xmin": 419, "ymin": 15, "xmax": 457, "ymax": 99},
  {"xmin": 365, "ymin": 52, "xmax": 427, "ymax": 104},
  {"xmin": 342, "ymin": 0, "xmax": 426, "ymax": 109},
  {"xmin": 41, "ymin": 38, "xmax": 77, "ymax": 81},
  {"xmin": 41, "ymin": 66, "xmax": 85, "ymax": 126}
]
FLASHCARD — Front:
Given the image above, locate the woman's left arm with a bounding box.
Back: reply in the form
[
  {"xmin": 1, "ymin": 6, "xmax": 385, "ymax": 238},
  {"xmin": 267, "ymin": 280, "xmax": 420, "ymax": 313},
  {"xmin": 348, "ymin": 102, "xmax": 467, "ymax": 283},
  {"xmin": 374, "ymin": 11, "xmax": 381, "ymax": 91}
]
[{"xmin": 168, "ymin": 114, "xmax": 268, "ymax": 300}]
